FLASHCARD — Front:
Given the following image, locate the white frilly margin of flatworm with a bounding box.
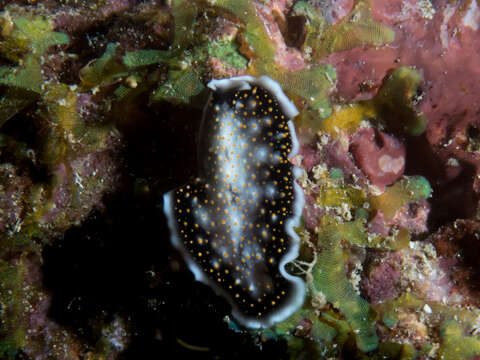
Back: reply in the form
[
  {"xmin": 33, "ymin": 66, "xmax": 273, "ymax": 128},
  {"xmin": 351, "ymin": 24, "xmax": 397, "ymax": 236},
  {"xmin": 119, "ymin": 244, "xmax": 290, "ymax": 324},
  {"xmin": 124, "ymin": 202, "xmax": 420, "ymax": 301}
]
[{"xmin": 163, "ymin": 75, "xmax": 306, "ymax": 329}]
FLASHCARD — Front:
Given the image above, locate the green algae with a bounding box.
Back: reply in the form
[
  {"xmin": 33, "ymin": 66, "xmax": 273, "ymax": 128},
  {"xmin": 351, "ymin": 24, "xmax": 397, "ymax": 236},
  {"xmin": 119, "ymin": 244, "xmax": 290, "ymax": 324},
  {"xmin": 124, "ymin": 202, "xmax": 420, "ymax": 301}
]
[
  {"xmin": 319, "ymin": 1, "xmax": 394, "ymax": 58},
  {"xmin": 372, "ymin": 293, "xmax": 480, "ymax": 360},
  {"xmin": 308, "ymin": 167, "xmax": 413, "ymax": 250},
  {"xmin": 273, "ymin": 308, "xmax": 338, "ymax": 344},
  {"xmin": 336, "ymin": 219, "xmax": 410, "ymax": 250},
  {"xmin": 0, "ymin": 87, "xmax": 36, "ymax": 128},
  {"xmin": 0, "ymin": 260, "xmax": 26, "ymax": 359},
  {"xmin": 319, "ymin": 66, "xmax": 427, "ymax": 138},
  {"xmin": 8, "ymin": 15, "xmax": 69, "ymax": 55},
  {"xmin": 123, "ymin": 49, "xmax": 169, "ymax": 68},
  {"xmin": 370, "ymin": 176, "xmax": 432, "ymax": 219},
  {"xmin": 264, "ymin": 307, "xmax": 350, "ymax": 358},
  {"xmin": 294, "ymin": 0, "xmax": 394, "ymax": 60},
  {"xmin": 0, "ymin": 17, "xmax": 117, "ymax": 245},
  {"xmin": 313, "ymin": 231, "xmax": 378, "ymax": 353},
  {"xmin": 171, "ymin": 0, "xmax": 199, "ymax": 50},
  {"xmin": 277, "ymin": 64, "xmax": 336, "ymax": 115},
  {"xmin": 318, "ymin": 102, "xmax": 376, "ymax": 136},
  {"xmin": 278, "ymin": 166, "xmax": 433, "ymax": 355},
  {"xmin": 440, "ymin": 320, "xmax": 480, "ymax": 359},
  {"xmin": 77, "ymin": 0, "xmax": 339, "ymax": 110},
  {"xmin": 39, "ymin": 84, "xmax": 88, "ymax": 164},
  {"xmin": 80, "ymin": 43, "xmax": 128, "ymax": 90},
  {"xmin": 292, "ymin": 1, "xmax": 327, "ymax": 57},
  {"xmin": 273, "ymin": 309, "xmax": 307, "ymax": 337},
  {"xmin": 81, "ymin": 4, "xmax": 250, "ymax": 105},
  {"xmin": 216, "ymin": 0, "xmax": 337, "ymax": 115},
  {"xmin": 374, "ymin": 67, "xmax": 427, "ymax": 136},
  {"xmin": 0, "ymin": 12, "xmax": 69, "ymax": 76},
  {"xmin": 312, "ymin": 164, "xmax": 366, "ymax": 210},
  {"xmin": 0, "ymin": 10, "xmax": 69, "ymax": 126},
  {"xmin": 216, "ymin": 0, "xmax": 276, "ymax": 67},
  {"xmin": 0, "ymin": 56, "xmax": 43, "ymax": 93},
  {"xmin": 0, "ymin": 11, "xmax": 69, "ymax": 68},
  {"xmin": 369, "ymin": 342, "xmax": 418, "ymax": 360},
  {"xmin": 310, "ymin": 315, "xmax": 338, "ymax": 343},
  {"xmin": 320, "ymin": 311, "xmax": 352, "ymax": 347},
  {"xmin": 204, "ymin": 40, "xmax": 248, "ymax": 69},
  {"xmin": 0, "ymin": 8, "xmax": 112, "ymax": 245},
  {"xmin": 0, "ymin": 2, "xmax": 452, "ymax": 358},
  {"xmin": 153, "ymin": 68, "xmax": 204, "ymax": 104},
  {"xmin": 316, "ymin": 183, "xmax": 365, "ymax": 209}
]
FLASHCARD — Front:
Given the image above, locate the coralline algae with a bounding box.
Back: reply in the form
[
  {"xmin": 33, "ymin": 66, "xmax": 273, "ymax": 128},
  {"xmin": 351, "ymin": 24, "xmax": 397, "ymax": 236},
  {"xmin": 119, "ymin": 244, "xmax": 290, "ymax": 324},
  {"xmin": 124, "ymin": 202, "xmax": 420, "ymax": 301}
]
[{"xmin": 163, "ymin": 75, "xmax": 305, "ymax": 328}]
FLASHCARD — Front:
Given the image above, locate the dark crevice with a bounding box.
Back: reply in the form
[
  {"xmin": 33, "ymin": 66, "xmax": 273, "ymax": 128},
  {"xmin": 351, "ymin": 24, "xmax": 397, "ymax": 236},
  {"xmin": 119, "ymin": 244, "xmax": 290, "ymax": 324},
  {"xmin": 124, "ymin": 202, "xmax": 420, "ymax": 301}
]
[{"xmin": 404, "ymin": 134, "xmax": 478, "ymax": 229}]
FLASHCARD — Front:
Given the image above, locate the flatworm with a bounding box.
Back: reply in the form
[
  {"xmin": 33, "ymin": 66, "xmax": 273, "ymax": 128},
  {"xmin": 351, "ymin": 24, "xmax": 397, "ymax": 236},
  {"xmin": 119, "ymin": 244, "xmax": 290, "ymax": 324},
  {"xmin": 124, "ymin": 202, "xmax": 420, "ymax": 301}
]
[{"xmin": 163, "ymin": 75, "xmax": 305, "ymax": 328}]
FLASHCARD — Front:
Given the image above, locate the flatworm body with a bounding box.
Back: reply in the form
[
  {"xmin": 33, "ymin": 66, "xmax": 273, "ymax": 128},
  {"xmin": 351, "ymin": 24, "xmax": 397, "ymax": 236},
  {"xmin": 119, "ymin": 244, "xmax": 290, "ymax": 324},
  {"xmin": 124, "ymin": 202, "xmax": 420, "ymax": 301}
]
[{"xmin": 163, "ymin": 75, "xmax": 305, "ymax": 328}]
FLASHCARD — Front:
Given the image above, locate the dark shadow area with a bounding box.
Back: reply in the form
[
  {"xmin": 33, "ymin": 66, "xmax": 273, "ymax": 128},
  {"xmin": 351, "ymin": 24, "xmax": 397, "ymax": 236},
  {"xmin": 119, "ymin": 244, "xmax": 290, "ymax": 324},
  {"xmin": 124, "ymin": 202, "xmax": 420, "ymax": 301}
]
[
  {"xmin": 41, "ymin": 99, "xmax": 287, "ymax": 359},
  {"xmin": 116, "ymin": 100, "xmax": 201, "ymax": 192},
  {"xmin": 433, "ymin": 220, "xmax": 480, "ymax": 307},
  {"xmin": 0, "ymin": 104, "xmax": 50, "ymax": 184},
  {"xmin": 458, "ymin": 231, "xmax": 480, "ymax": 293},
  {"xmin": 428, "ymin": 163, "xmax": 477, "ymax": 225},
  {"xmin": 404, "ymin": 134, "xmax": 478, "ymax": 229},
  {"xmin": 57, "ymin": 23, "xmax": 111, "ymax": 86}
]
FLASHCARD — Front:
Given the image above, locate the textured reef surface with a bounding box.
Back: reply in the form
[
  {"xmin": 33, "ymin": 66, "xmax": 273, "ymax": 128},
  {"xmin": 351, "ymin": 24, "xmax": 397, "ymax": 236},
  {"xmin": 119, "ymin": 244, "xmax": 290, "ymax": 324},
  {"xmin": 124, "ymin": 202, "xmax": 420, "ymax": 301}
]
[{"xmin": 1, "ymin": 0, "xmax": 480, "ymax": 359}]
